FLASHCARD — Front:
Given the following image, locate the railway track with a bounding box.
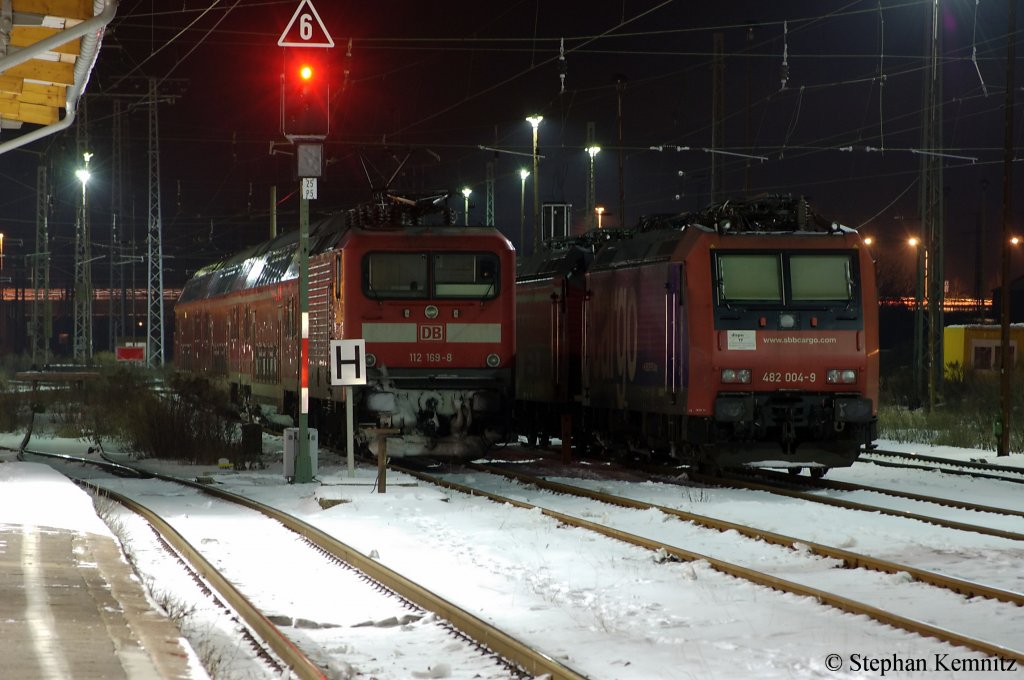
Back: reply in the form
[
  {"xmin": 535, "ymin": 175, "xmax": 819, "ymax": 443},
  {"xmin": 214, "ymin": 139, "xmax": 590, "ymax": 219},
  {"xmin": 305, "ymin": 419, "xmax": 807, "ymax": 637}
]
[
  {"xmin": 391, "ymin": 459, "xmax": 1024, "ymax": 663},
  {"xmin": 19, "ymin": 446, "xmax": 582, "ymax": 680},
  {"xmin": 690, "ymin": 470, "xmax": 1024, "ymax": 541},
  {"xmin": 861, "ymin": 448, "xmax": 1024, "ymax": 485}
]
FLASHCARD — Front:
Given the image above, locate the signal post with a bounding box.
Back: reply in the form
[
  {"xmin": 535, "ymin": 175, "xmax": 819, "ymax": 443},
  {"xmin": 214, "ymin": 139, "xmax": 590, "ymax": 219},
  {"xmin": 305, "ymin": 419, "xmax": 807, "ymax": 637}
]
[{"xmin": 279, "ymin": 0, "xmax": 333, "ymax": 483}]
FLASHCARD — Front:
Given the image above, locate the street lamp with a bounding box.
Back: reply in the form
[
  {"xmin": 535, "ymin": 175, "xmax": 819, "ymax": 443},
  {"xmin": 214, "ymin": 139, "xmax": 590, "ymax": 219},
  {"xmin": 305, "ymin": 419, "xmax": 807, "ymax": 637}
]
[
  {"xmin": 518, "ymin": 168, "xmax": 530, "ymax": 253},
  {"xmin": 461, "ymin": 187, "xmax": 472, "ymax": 226},
  {"xmin": 586, "ymin": 145, "xmax": 601, "ymax": 228},
  {"xmin": 0, "ymin": 232, "xmax": 4, "ymax": 271},
  {"xmin": 74, "ymin": 151, "xmax": 94, "ymax": 360},
  {"xmin": 596, "ymin": 206, "xmax": 605, "ymax": 229},
  {"xmin": 526, "ymin": 115, "xmax": 543, "ymax": 254}
]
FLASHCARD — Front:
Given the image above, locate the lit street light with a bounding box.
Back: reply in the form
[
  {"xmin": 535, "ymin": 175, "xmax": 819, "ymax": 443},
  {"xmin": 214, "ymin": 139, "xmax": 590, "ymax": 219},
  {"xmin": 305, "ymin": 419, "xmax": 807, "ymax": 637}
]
[
  {"xmin": 461, "ymin": 187, "xmax": 472, "ymax": 226},
  {"xmin": 596, "ymin": 206, "xmax": 605, "ymax": 229},
  {"xmin": 526, "ymin": 115, "xmax": 543, "ymax": 254},
  {"xmin": 0, "ymin": 232, "xmax": 4, "ymax": 271},
  {"xmin": 586, "ymin": 145, "xmax": 601, "ymax": 228},
  {"xmin": 74, "ymin": 151, "xmax": 94, "ymax": 360},
  {"xmin": 518, "ymin": 168, "xmax": 530, "ymax": 253}
]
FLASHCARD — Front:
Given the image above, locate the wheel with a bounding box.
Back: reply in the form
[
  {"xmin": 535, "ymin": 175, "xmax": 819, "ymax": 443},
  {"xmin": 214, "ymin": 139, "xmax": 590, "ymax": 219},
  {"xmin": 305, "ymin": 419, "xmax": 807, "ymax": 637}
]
[
  {"xmin": 810, "ymin": 467, "xmax": 828, "ymax": 479},
  {"xmin": 787, "ymin": 467, "xmax": 803, "ymax": 476}
]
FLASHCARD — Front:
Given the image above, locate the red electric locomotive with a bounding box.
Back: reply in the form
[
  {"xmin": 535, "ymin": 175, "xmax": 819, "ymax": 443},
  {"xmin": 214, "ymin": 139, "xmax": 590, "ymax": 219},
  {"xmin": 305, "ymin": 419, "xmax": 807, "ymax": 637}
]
[
  {"xmin": 516, "ymin": 196, "xmax": 879, "ymax": 475},
  {"xmin": 175, "ymin": 197, "xmax": 516, "ymax": 457}
]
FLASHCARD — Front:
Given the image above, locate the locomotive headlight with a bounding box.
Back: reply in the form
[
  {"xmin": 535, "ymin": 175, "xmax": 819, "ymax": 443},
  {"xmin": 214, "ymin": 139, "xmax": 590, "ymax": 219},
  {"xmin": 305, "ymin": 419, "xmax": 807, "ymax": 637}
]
[
  {"xmin": 721, "ymin": 368, "xmax": 751, "ymax": 384},
  {"xmin": 425, "ymin": 305, "xmax": 439, "ymax": 319},
  {"xmin": 365, "ymin": 353, "xmax": 377, "ymax": 368},
  {"xmin": 827, "ymin": 369, "xmax": 857, "ymax": 384},
  {"xmin": 486, "ymin": 353, "xmax": 501, "ymax": 368},
  {"xmin": 779, "ymin": 313, "xmax": 796, "ymax": 329}
]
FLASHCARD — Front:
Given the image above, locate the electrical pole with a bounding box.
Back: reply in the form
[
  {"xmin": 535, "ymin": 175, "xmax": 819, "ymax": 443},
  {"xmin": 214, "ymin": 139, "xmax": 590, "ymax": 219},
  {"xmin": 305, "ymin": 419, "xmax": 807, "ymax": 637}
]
[
  {"xmin": 110, "ymin": 99, "xmax": 125, "ymax": 352},
  {"xmin": 73, "ymin": 98, "xmax": 93, "ymax": 363},
  {"xmin": 711, "ymin": 33, "xmax": 725, "ymax": 203},
  {"xmin": 919, "ymin": 0, "xmax": 944, "ymax": 411},
  {"xmin": 30, "ymin": 164, "xmax": 50, "ymax": 366},
  {"xmin": 998, "ymin": 0, "xmax": 1016, "ymax": 456},
  {"xmin": 615, "ymin": 75, "xmax": 626, "ymax": 229},
  {"xmin": 147, "ymin": 77, "xmax": 166, "ymax": 368}
]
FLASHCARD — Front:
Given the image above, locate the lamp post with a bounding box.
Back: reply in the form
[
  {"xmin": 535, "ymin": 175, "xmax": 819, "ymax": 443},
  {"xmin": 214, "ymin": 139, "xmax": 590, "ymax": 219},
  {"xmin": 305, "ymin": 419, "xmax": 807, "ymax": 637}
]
[
  {"xmin": 461, "ymin": 187, "xmax": 472, "ymax": 226},
  {"xmin": 586, "ymin": 145, "xmax": 601, "ymax": 228},
  {"xmin": 74, "ymin": 152, "xmax": 94, "ymax": 361},
  {"xmin": 596, "ymin": 206, "xmax": 605, "ymax": 229},
  {"xmin": 518, "ymin": 168, "xmax": 530, "ymax": 253},
  {"xmin": 526, "ymin": 115, "xmax": 543, "ymax": 254}
]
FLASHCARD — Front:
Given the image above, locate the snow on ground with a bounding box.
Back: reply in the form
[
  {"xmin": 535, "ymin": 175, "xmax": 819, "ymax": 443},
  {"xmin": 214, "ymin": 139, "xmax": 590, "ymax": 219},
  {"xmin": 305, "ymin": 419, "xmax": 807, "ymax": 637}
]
[{"xmin": 1, "ymin": 433, "xmax": 1023, "ymax": 679}]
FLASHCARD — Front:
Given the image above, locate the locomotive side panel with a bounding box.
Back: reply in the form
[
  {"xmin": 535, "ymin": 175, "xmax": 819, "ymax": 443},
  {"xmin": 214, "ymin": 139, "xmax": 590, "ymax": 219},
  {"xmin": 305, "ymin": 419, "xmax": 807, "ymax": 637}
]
[{"xmin": 585, "ymin": 262, "xmax": 681, "ymax": 416}]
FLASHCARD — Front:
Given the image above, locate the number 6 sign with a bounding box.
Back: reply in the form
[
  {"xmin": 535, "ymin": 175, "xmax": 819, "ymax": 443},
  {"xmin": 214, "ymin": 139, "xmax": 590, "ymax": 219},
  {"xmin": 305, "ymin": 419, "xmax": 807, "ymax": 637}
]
[{"xmin": 278, "ymin": 0, "xmax": 335, "ymax": 48}]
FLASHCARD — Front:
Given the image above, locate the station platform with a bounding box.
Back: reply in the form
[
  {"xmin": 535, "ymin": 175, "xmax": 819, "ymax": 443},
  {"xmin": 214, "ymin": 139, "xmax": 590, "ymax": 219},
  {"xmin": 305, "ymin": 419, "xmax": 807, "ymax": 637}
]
[{"xmin": 0, "ymin": 458, "xmax": 199, "ymax": 679}]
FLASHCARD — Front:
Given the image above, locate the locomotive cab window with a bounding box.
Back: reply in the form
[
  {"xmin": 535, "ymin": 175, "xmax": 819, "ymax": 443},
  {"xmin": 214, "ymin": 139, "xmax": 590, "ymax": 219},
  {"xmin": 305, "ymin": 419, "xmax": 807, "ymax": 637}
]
[
  {"xmin": 363, "ymin": 251, "xmax": 499, "ymax": 300},
  {"xmin": 790, "ymin": 254, "xmax": 852, "ymax": 301},
  {"xmin": 434, "ymin": 253, "xmax": 499, "ymax": 298},
  {"xmin": 717, "ymin": 254, "xmax": 783, "ymax": 303},
  {"xmin": 365, "ymin": 253, "xmax": 428, "ymax": 298}
]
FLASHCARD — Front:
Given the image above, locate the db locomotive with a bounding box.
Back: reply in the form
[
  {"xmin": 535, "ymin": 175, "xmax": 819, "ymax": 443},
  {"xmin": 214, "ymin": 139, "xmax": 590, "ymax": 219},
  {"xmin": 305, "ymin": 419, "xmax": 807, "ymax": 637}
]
[
  {"xmin": 175, "ymin": 196, "xmax": 515, "ymax": 457},
  {"xmin": 515, "ymin": 196, "xmax": 879, "ymax": 474}
]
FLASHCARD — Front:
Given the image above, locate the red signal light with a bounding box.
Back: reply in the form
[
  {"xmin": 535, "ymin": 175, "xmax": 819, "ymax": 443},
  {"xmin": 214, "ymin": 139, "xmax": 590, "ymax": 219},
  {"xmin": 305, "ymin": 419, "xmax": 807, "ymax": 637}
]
[{"xmin": 281, "ymin": 51, "xmax": 330, "ymax": 139}]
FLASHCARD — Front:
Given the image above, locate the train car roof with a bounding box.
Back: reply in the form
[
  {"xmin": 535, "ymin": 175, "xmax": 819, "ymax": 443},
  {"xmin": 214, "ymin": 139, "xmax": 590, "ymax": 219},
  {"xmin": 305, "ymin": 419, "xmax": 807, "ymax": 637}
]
[
  {"xmin": 178, "ymin": 211, "xmax": 513, "ymax": 304},
  {"xmin": 178, "ymin": 213, "xmax": 349, "ymax": 304}
]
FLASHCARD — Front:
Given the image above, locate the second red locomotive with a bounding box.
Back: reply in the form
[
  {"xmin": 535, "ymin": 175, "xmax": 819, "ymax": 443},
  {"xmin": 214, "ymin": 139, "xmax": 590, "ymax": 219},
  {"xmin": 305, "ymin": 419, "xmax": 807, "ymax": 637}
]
[{"xmin": 516, "ymin": 196, "xmax": 879, "ymax": 474}]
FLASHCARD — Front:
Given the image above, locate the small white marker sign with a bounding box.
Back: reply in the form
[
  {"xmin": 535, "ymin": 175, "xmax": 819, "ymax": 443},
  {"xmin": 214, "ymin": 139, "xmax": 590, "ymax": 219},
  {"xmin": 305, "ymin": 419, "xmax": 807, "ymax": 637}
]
[{"xmin": 330, "ymin": 339, "xmax": 367, "ymax": 385}]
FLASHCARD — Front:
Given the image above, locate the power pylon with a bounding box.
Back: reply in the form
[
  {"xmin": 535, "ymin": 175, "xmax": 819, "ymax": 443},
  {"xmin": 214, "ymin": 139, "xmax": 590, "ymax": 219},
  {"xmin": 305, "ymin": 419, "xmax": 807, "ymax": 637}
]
[
  {"xmin": 29, "ymin": 163, "xmax": 51, "ymax": 365},
  {"xmin": 146, "ymin": 78, "xmax": 165, "ymax": 367}
]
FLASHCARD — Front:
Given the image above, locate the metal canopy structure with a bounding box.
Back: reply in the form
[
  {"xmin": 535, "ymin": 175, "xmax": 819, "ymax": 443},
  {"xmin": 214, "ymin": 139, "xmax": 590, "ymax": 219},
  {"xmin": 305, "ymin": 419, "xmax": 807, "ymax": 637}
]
[{"xmin": 0, "ymin": 0, "xmax": 117, "ymax": 154}]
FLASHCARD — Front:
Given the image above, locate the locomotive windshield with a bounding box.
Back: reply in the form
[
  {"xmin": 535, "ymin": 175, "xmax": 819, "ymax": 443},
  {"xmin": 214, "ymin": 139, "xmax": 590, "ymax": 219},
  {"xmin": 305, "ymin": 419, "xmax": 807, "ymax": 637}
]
[
  {"xmin": 790, "ymin": 254, "xmax": 852, "ymax": 301},
  {"xmin": 717, "ymin": 254, "xmax": 782, "ymax": 302},
  {"xmin": 716, "ymin": 251, "xmax": 855, "ymax": 306},
  {"xmin": 364, "ymin": 251, "xmax": 499, "ymax": 299}
]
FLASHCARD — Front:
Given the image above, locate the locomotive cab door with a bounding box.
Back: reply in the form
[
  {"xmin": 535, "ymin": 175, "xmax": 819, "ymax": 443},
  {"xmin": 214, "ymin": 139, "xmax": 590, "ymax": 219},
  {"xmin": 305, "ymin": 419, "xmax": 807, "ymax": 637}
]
[{"xmin": 664, "ymin": 263, "xmax": 683, "ymax": 404}]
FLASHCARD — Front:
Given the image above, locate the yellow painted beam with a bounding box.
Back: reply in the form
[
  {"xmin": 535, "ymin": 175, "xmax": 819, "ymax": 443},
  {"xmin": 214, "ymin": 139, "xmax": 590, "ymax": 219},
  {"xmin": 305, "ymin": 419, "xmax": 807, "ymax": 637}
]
[
  {"xmin": 21, "ymin": 81, "xmax": 66, "ymax": 107},
  {"xmin": 16, "ymin": 101, "xmax": 60, "ymax": 125},
  {"xmin": 11, "ymin": 26, "xmax": 83, "ymax": 55},
  {"xmin": 4, "ymin": 59, "xmax": 76, "ymax": 86},
  {"xmin": 12, "ymin": 0, "xmax": 94, "ymax": 21},
  {"xmin": 0, "ymin": 95, "xmax": 60, "ymax": 125},
  {"xmin": 0, "ymin": 75, "xmax": 25, "ymax": 95}
]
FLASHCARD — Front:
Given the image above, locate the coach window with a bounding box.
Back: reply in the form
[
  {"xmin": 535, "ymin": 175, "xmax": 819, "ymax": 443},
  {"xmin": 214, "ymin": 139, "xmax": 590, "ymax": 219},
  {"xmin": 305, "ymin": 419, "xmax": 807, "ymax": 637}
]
[
  {"xmin": 365, "ymin": 253, "xmax": 428, "ymax": 298},
  {"xmin": 717, "ymin": 253, "xmax": 782, "ymax": 304},
  {"xmin": 434, "ymin": 253, "xmax": 499, "ymax": 298},
  {"xmin": 790, "ymin": 254, "xmax": 853, "ymax": 302}
]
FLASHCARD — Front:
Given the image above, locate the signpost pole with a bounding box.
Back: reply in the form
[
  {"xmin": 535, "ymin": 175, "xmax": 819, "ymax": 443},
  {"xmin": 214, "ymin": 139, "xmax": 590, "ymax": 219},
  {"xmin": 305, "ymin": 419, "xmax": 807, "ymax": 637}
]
[
  {"xmin": 346, "ymin": 385, "xmax": 355, "ymax": 476},
  {"xmin": 295, "ymin": 192, "xmax": 313, "ymax": 483},
  {"xmin": 279, "ymin": 0, "xmax": 334, "ymax": 484}
]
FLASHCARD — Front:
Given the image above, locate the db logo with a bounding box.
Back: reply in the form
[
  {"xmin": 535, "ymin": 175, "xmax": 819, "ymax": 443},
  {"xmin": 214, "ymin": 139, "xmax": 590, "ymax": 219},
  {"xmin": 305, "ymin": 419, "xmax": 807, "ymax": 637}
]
[{"xmin": 419, "ymin": 324, "xmax": 444, "ymax": 341}]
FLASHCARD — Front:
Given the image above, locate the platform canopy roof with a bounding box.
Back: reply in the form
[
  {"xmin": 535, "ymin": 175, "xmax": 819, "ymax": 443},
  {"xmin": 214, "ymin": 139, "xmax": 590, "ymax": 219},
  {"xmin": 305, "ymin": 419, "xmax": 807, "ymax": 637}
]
[{"xmin": 0, "ymin": 0, "xmax": 116, "ymax": 154}]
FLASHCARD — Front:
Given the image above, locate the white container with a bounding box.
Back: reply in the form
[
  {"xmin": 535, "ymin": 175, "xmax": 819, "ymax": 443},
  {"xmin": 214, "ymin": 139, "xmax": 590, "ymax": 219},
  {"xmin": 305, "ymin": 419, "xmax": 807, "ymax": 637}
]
[{"xmin": 283, "ymin": 427, "xmax": 318, "ymax": 478}]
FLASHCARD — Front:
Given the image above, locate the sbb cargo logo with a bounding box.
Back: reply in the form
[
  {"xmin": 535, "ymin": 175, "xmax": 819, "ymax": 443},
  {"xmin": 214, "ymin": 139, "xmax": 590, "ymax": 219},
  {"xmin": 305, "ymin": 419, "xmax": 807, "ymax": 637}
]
[{"xmin": 419, "ymin": 324, "xmax": 444, "ymax": 342}]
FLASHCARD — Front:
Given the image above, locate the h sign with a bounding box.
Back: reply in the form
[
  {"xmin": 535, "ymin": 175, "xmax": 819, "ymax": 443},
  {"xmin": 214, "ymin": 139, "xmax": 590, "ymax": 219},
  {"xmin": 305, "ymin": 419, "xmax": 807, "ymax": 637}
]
[{"xmin": 330, "ymin": 339, "xmax": 367, "ymax": 385}]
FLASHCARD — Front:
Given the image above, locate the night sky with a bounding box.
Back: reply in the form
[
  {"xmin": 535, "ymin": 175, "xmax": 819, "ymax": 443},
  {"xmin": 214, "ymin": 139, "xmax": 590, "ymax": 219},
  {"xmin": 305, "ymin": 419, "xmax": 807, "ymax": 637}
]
[{"xmin": 1, "ymin": 0, "xmax": 1021, "ymax": 297}]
